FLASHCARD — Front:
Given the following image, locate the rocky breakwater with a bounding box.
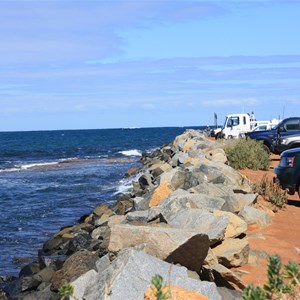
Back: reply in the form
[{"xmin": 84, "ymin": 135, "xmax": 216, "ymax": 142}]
[{"xmin": 2, "ymin": 129, "xmax": 273, "ymax": 300}]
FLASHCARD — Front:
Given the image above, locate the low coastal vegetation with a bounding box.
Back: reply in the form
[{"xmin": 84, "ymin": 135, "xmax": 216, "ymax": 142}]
[
  {"xmin": 224, "ymin": 138, "xmax": 270, "ymax": 171},
  {"xmin": 252, "ymin": 175, "xmax": 288, "ymax": 211},
  {"xmin": 242, "ymin": 255, "xmax": 300, "ymax": 300},
  {"xmin": 57, "ymin": 282, "xmax": 74, "ymax": 298},
  {"xmin": 223, "ymin": 138, "xmax": 288, "ymax": 211},
  {"xmin": 149, "ymin": 274, "xmax": 171, "ymax": 300}
]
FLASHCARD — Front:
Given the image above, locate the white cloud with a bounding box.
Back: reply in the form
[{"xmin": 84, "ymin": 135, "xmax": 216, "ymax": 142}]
[
  {"xmin": 201, "ymin": 98, "xmax": 258, "ymax": 107},
  {"xmin": 141, "ymin": 103, "xmax": 156, "ymax": 110}
]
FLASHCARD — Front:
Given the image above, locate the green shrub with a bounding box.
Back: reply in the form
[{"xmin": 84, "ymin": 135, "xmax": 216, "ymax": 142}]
[
  {"xmin": 57, "ymin": 282, "xmax": 74, "ymax": 298},
  {"xmin": 241, "ymin": 285, "xmax": 267, "ymax": 300},
  {"xmin": 242, "ymin": 255, "xmax": 300, "ymax": 300},
  {"xmin": 252, "ymin": 175, "xmax": 288, "ymax": 211},
  {"xmin": 151, "ymin": 274, "xmax": 171, "ymax": 300},
  {"xmin": 224, "ymin": 138, "xmax": 270, "ymax": 170},
  {"xmin": 263, "ymin": 255, "xmax": 293, "ymax": 298}
]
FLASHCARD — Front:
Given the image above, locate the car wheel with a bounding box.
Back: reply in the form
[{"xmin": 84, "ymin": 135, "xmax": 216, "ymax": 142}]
[
  {"xmin": 262, "ymin": 144, "xmax": 270, "ymax": 154},
  {"xmin": 215, "ymin": 132, "xmax": 222, "ymax": 140}
]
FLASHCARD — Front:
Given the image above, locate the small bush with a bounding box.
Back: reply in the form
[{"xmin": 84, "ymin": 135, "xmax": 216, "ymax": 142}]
[
  {"xmin": 241, "ymin": 285, "xmax": 267, "ymax": 300},
  {"xmin": 224, "ymin": 138, "xmax": 270, "ymax": 170},
  {"xmin": 57, "ymin": 282, "xmax": 74, "ymax": 298},
  {"xmin": 242, "ymin": 255, "xmax": 300, "ymax": 300},
  {"xmin": 252, "ymin": 175, "xmax": 288, "ymax": 211},
  {"xmin": 151, "ymin": 274, "xmax": 171, "ymax": 300}
]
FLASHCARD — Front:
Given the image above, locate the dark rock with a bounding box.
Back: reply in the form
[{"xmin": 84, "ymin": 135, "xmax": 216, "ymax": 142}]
[
  {"xmin": 78, "ymin": 213, "xmax": 91, "ymax": 223},
  {"xmin": 0, "ymin": 288, "xmax": 8, "ymax": 300},
  {"xmin": 12, "ymin": 285, "xmax": 59, "ymax": 300},
  {"xmin": 51, "ymin": 249, "xmax": 99, "ymax": 291},
  {"xmin": 5, "ymin": 275, "xmax": 41, "ymax": 298},
  {"xmin": 43, "ymin": 238, "xmax": 64, "ymax": 253},
  {"xmin": 0, "ymin": 276, "xmax": 16, "ymax": 285},
  {"xmin": 182, "ymin": 170, "xmax": 199, "ymax": 190},
  {"xmin": 162, "ymin": 146, "xmax": 174, "ymax": 156},
  {"xmin": 38, "ymin": 252, "xmax": 66, "ymax": 270},
  {"xmin": 138, "ymin": 173, "xmax": 153, "ymax": 190},
  {"xmin": 36, "ymin": 267, "xmax": 55, "ymax": 283},
  {"xmin": 66, "ymin": 233, "xmax": 91, "ymax": 254},
  {"xmin": 19, "ymin": 263, "xmax": 40, "ymax": 277},
  {"xmin": 86, "ymin": 239, "xmax": 102, "ymax": 252}
]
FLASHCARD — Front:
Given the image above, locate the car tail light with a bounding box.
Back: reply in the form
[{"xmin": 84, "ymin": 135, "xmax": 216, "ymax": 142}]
[{"xmin": 279, "ymin": 156, "xmax": 294, "ymax": 167}]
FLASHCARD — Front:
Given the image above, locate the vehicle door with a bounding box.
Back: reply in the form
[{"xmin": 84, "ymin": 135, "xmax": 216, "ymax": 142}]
[{"xmin": 278, "ymin": 118, "xmax": 300, "ymax": 138}]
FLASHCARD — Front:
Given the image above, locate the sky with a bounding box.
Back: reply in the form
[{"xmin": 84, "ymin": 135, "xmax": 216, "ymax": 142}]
[{"xmin": 0, "ymin": 0, "xmax": 300, "ymax": 131}]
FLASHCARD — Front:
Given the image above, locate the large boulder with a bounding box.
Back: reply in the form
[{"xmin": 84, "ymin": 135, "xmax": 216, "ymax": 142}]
[
  {"xmin": 187, "ymin": 194, "xmax": 225, "ymax": 212},
  {"xmin": 157, "ymin": 189, "xmax": 194, "ymax": 222},
  {"xmin": 205, "ymin": 148, "xmax": 227, "ymax": 164},
  {"xmin": 51, "ymin": 249, "xmax": 99, "ymax": 290},
  {"xmin": 149, "ymin": 162, "xmax": 172, "ymax": 178},
  {"xmin": 212, "ymin": 238, "xmax": 249, "ymax": 267},
  {"xmin": 71, "ymin": 249, "xmax": 221, "ymax": 300},
  {"xmin": 149, "ymin": 180, "xmax": 173, "ymax": 208},
  {"xmin": 167, "ymin": 209, "xmax": 229, "ymax": 246},
  {"xmin": 132, "ymin": 196, "xmax": 150, "ymax": 211},
  {"xmin": 202, "ymin": 263, "xmax": 246, "ymax": 291},
  {"xmin": 190, "ymin": 183, "xmax": 256, "ymax": 213},
  {"xmin": 239, "ymin": 205, "xmax": 272, "ymax": 228},
  {"xmin": 191, "ymin": 161, "xmax": 252, "ymax": 193},
  {"xmin": 214, "ymin": 210, "xmax": 248, "ymax": 238},
  {"xmin": 108, "ymin": 224, "xmax": 210, "ymax": 271},
  {"xmin": 222, "ymin": 193, "xmax": 258, "ymax": 213}
]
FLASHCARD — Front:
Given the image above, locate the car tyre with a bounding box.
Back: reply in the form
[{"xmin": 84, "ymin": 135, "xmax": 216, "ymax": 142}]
[
  {"xmin": 215, "ymin": 132, "xmax": 222, "ymax": 140},
  {"xmin": 262, "ymin": 144, "xmax": 270, "ymax": 154}
]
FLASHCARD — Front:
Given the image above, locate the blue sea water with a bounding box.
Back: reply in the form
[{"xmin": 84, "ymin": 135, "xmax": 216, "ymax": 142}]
[{"xmin": 0, "ymin": 126, "xmax": 205, "ymax": 276}]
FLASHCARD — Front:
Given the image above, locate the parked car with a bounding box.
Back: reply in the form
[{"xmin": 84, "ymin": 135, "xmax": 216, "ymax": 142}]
[
  {"xmin": 245, "ymin": 117, "xmax": 300, "ymax": 153},
  {"xmin": 274, "ymin": 148, "xmax": 300, "ymax": 196},
  {"xmin": 251, "ymin": 123, "xmax": 277, "ymax": 132},
  {"xmin": 272, "ymin": 132, "xmax": 300, "ymax": 154}
]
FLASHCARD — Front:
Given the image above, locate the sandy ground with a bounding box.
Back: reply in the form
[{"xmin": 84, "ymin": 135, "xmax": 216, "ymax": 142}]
[{"xmin": 237, "ymin": 154, "xmax": 300, "ymax": 287}]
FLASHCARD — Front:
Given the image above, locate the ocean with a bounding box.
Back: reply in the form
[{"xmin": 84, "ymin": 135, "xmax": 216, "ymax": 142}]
[{"xmin": 0, "ymin": 126, "xmax": 205, "ymax": 276}]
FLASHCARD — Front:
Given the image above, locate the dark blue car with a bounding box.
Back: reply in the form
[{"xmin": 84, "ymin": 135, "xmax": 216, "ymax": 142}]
[
  {"xmin": 245, "ymin": 117, "xmax": 300, "ymax": 153},
  {"xmin": 274, "ymin": 148, "xmax": 300, "ymax": 196}
]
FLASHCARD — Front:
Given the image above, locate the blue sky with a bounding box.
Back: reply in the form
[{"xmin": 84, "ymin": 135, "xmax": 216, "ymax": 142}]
[{"xmin": 0, "ymin": 0, "xmax": 299, "ymax": 131}]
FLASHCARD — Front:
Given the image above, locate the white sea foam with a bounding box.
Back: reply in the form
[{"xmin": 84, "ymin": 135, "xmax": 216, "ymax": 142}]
[
  {"xmin": 118, "ymin": 149, "xmax": 142, "ymax": 157},
  {"xmin": 122, "ymin": 127, "xmax": 141, "ymax": 129},
  {"xmin": 0, "ymin": 167, "xmax": 20, "ymax": 173},
  {"xmin": 20, "ymin": 162, "xmax": 58, "ymax": 170},
  {"xmin": 0, "ymin": 161, "xmax": 59, "ymax": 172},
  {"xmin": 113, "ymin": 172, "xmax": 141, "ymax": 195}
]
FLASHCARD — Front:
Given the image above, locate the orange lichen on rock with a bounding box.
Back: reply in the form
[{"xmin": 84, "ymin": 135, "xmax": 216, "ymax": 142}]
[
  {"xmin": 144, "ymin": 285, "xmax": 209, "ymax": 300},
  {"xmin": 183, "ymin": 139, "xmax": 195, "ymax": 152},
  {"xmin": 149, "ymin": 180, "xmax": 172, "ymax": 208}
]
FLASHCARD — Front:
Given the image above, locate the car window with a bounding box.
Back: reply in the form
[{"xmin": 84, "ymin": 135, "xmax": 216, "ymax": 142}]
[
  {"xmin": 284, "ymin": 119, "xmax": 300, "ymax": 132},
  {"xmin": 227, "ymin": 117, "xmax": 239, "ymax": 127},
  {"xmin": 253, "ymin": 125, "xmax": 267, "ymax": 131}
]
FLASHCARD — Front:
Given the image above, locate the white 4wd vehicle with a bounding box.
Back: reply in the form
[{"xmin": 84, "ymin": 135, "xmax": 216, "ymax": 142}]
[{"xmin": 220, "ymin": 113, "xmax": 279, "ymax": 139}]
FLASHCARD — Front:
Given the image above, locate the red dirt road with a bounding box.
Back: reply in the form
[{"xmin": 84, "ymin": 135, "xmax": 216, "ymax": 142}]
[{"xmin": 237, "ymin": 155, "xmax": 300, "ymax": 287}]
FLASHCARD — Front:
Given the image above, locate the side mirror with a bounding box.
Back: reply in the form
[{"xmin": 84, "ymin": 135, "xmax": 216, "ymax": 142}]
[{"xmin": 277, "ymin": 127, "xmax": 283, "ymax": 135}]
